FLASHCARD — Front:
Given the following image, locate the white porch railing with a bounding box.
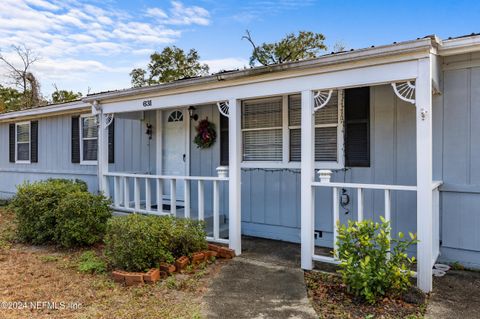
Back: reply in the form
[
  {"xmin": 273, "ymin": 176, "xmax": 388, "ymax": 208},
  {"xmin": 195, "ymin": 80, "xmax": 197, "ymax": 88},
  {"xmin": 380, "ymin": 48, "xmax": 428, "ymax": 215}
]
[
  {"xmin": 310, "ymin": 170, "xmax": 419, "ymax": 265},
  {"xmin": 103, "ymin": 168, "xmax": 229, "ymax": 245},
  {"xmin": 311, "ymin": 170, "xmax": 443, "ymax": 269}
]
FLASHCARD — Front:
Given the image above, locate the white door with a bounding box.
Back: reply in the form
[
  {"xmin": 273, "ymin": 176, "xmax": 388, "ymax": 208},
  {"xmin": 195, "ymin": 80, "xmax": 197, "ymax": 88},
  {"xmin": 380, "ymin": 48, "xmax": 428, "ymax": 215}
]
[{"xmin": 162, "ymin": 109, "xmax": 188, "ymax": 202}]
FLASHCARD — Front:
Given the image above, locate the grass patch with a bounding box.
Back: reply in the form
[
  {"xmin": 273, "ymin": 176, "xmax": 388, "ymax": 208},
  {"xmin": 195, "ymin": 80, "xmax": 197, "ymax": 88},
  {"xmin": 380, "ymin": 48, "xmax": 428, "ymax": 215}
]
[
  {"xmin": 39, "ymin": 255, "xmax": 60, "ymax": 263},
  {"xmin": 0, "ymin": 208, "xmax": 224, "ymax": 318},
  {"xmin": 0, "ymin": 209, "xmax": 17, "ymax": 250},
  {"xmin": 77, "ymin": 251, "xmax": 107, "ymax": 274},
  {"xmin": 305, "ymin": 270, "xmax": 427, "ymax": 319}
]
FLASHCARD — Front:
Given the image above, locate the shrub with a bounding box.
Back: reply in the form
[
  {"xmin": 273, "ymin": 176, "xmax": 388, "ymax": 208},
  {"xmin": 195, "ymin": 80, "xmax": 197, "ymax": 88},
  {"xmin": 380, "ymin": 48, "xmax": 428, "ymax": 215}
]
[
  {"xmin": 162, "ymin": 217, "xmax": 208, "ymax": 258},
  {"xmin": 104, "ymin": 214, "xmax": 207, "ymax": 272},
  {"xmin": 78, "ymin": 251, "xmax": 107, "ymax": 274},
  {"xmin": 9, "ymin": 179, "xmax": 111, "ymax": 247},
  {"xmin": 336, "ymin": 217, "xmax": 417, "ymax": 304},
  {"xmin": 54, "ymin": 191, "xmax": 111, "ymax": 248}
]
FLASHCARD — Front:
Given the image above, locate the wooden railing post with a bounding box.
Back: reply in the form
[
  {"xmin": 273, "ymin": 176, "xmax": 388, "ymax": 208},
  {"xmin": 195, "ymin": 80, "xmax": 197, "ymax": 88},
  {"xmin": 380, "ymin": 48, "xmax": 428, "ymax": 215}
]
[
  {"xmin": 198, "ymin": 180, "xmax": 205, "ymax": 221},
  {"xmin": 333, "ymin": 187, "xmax": 340, "ymax": 258},
  {"xmin": 123, "ymin": 177, "xmax": 130, "ymax": 209},
  {"xmin": 145, "ymin": 178, "xmax": 151, "ymax": 212},
  {"xmin": 184, "ymin": 180, "xmax": 190, "ymax": 218},
  {"xmin": 134, "ymin": 177, "xmax": 140, "ymax": 211},
  {"xmin": 213, "ymin": 180, "xmax": 220, "ymax": 240},
  {"xmin": 357, "ymin": 188, "xmax": 364, "ymax": 221},
  {"xmin": 170, "ymin": 179, "xmax": 176, "ymax": 216},
  {"xmin": 156, "ymin": 179, "xmax": 163, "ymax": 214},
  {"xmin": 114, "ymin": 176, "xmax": 121, "ymax": 207}
]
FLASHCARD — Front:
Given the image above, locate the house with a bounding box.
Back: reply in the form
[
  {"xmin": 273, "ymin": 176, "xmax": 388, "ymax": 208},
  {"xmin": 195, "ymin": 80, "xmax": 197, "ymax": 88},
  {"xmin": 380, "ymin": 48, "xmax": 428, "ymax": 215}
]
[{"xmin": 2, "ymin": 33, "xmax": 480, "ymax": 292}]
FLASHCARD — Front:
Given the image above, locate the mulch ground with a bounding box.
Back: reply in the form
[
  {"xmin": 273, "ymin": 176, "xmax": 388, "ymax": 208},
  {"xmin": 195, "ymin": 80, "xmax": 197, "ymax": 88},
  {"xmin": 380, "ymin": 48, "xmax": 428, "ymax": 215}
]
[
  {"xmin": 305, "ymin": 271, "xmax": 427, "ymax": 319},
  {"xmin": 0, "ymin": 208, "xmax": 227, "ymax": 319}
]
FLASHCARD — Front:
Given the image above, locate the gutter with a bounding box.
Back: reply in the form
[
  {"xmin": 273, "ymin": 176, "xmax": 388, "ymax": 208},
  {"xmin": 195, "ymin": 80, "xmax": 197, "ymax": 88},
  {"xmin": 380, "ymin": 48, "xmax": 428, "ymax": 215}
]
[
  {"xmin": 0, "ymin": 101, "xmax": 90, "ymax": 123},
  {"xmin": 438, "ymin": 34, "xmax": 480, "ymax": 56},
  {"xmin": 83, "ymin": 37, "xmax": 434, "ymax": 103}
]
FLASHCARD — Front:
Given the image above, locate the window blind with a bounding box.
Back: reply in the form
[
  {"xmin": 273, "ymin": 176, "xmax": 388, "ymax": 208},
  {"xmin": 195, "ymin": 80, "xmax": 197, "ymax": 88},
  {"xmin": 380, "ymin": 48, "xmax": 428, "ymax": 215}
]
[
  {"xmin": 82, "ymin": 117, "xmax": 98, "ymax": 162},
  {"xmin": 16, "ymin": 123, "xmax": 30, "ymax": 161},
  {"xmin": 289, "ymin": 127, "xmax": 337, "ymax": 161},
  {"xmin": 242, "ymin": 97, "xmax": 283, "ymax": 161},
  {"xmin": 288, "ymin": 92, "xmax": 339, "ymax": 162}
]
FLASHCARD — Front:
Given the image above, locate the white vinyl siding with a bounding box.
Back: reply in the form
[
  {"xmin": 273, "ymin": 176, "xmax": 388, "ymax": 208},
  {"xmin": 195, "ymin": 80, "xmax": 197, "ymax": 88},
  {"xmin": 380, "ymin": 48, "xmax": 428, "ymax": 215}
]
[
  {"xmin": 242, "ymin": 97, "xmax": 283, "ymax": 161},
  {"xmin": 80, "ymin": 116, "xmax": 98, "ymax": 164},
  {"xmin": 16, "ymin": 122, "xmax": 30, "ymax": 163}
]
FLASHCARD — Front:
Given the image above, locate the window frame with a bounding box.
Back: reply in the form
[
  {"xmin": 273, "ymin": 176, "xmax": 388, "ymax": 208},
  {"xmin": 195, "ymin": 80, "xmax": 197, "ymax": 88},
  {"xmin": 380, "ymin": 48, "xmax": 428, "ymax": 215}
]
[
  {"xmin": 15, "ymin": 121, "xmax": 31, "ymax": 164},
  {"xmin": 79, "ymin": 114, "xmax": 98, "ymax": 165},
  {"xmin": 240, "ymin": 91, "xmax": 345, "ymax": 170}
]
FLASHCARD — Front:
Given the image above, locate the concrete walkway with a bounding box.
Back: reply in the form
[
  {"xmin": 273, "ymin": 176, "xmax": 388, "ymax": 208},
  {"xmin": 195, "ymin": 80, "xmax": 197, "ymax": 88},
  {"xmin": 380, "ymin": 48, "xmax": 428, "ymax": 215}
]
[
  {"xmin": 426, "ymin": 269, "xmax": 480, "ymax": 319},
  {"xmin": 202, "ymin": 237, "xmax": 318, "ymax": 319}
]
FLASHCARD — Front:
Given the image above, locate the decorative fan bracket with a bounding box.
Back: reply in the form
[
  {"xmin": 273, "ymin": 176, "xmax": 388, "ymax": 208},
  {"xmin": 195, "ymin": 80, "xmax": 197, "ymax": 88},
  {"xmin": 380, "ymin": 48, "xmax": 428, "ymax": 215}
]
[
  {"xmin": 391, "ymin": 81, "xmax": 416, "ymax": 105},
  {"xmin": 103, "ymin": 113, "xmax": 114, "ymax": 129},
  {"xmin": 217, "ymin": 101, "xmax": 229, "ymax": 117},
  {"xmin": 313, "ymin": 89, "xmax": 333, "ymax": 113}
]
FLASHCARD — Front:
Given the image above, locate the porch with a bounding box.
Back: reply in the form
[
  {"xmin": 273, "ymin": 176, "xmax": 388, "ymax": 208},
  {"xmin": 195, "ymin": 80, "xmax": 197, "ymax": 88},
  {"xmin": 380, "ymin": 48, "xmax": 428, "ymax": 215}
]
[{"xmin": 90, "ymin": 44, "xmax": 441, "ymax": 292}]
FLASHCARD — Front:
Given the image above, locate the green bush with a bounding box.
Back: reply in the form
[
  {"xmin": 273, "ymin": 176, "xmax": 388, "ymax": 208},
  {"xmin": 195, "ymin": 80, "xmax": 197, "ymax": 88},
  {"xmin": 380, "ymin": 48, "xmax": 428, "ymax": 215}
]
[
  {"xmin": 77, "ymin": 251, "xmax": 107, "ymax": 274},
  {"xmin": 54, "ymin": 191, "xmax": 111, "ymax": 248},
  {"xmin": 104, "ymin": 214, "xmax": 207, "ymax": 272},
  {"xmin": 9, "ymin": 179, "xmax": 111, "ymax": 247},
  {"xmin": 336, "ymin": 217, "xmax": 417, "ymax": 304}
]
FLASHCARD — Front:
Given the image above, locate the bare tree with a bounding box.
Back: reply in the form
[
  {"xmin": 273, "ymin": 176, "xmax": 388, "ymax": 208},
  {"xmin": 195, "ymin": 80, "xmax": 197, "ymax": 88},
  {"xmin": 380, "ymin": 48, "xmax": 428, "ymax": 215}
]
[{"xmin": 0, "ymin": 45, "xmax": 41, "ymax": 108}]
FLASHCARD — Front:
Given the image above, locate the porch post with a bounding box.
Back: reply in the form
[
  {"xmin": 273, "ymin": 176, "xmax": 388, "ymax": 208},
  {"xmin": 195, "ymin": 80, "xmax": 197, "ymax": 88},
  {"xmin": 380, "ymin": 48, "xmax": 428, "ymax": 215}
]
[
  {"xmin": 228, "ymin": 98, "xmax": 242, "ymax": 255},
  {"xmin": 416, "ymin": 56, "xmax": 433, "ymax": 292},
  {"xmin": 98, "ymin": 108, "xmax": 109, "ymax": 196},
  {"xmin": 301, "ymin": 90, "xmax": 315, "ymax": 270}
]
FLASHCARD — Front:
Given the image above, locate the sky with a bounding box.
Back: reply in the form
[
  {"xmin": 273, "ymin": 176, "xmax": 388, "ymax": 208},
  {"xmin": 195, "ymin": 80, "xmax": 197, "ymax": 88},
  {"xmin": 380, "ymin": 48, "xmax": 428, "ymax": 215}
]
[{"xmin": 0, "ymin": 0, "xmax": 479, "ymax": 99}]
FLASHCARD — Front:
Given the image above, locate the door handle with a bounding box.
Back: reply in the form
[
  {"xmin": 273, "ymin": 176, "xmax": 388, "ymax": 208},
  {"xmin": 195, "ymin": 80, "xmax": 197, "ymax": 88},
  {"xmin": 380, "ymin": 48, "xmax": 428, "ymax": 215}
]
[{"xmin": 183, "ymin": 154, "xmax": 186, "ymax": 162}]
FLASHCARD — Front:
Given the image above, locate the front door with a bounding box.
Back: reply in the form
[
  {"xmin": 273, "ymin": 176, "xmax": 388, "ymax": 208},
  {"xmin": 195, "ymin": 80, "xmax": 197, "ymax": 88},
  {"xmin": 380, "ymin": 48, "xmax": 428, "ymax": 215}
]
[{"xmin": 162, "ymin": 109, "xmax": 188, "ymax": 202}]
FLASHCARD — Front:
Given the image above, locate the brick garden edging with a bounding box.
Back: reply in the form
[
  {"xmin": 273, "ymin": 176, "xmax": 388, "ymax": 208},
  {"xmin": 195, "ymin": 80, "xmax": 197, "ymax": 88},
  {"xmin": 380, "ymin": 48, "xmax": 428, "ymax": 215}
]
[{"xmin": 112, "ymin": 245, "xmax": 235, "ymax": 286}]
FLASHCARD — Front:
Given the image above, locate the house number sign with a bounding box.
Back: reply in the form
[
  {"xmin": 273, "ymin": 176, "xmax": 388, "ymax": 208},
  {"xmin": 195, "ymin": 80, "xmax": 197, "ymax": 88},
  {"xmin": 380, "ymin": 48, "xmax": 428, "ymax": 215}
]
[{"xmin": 143, "ymin": 100, "xmax": 152, "ymax": 107}]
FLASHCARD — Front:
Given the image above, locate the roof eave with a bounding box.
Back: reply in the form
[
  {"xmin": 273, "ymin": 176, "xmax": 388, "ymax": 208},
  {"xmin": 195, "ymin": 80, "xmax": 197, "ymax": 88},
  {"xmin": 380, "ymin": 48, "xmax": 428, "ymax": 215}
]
[
  {"xmin": 438, "ymin": 35, "xmax": 480, "ymax": 56},
  {"xmin": 83, "ymin": 37, "xmax": 434, "ymax": 103},
  {"xmin": 0, "ymin": 101, "xmax": 90, "ymax": 122}
]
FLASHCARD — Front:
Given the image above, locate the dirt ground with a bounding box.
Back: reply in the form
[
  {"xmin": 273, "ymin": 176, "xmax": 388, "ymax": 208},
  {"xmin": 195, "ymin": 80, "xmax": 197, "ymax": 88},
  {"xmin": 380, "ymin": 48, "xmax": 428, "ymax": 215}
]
[
  {"xmin": 0, "ymin": 208, "xmax": 226, "ymax": 319},
  {"xmin": 305, "ymin": 271, "xmax": 426, "ymax": 319}
]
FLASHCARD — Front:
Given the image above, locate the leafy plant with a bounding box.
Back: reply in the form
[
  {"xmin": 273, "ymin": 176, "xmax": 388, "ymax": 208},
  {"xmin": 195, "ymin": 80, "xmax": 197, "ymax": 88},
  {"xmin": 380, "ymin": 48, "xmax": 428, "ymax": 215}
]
[
  {"xmin": 78, "ymin": 251, "xmax": 107, "ymax": 274},
  {"xmin": 336, "ymin": 217, "xmax": 417, "ymax": 304},
  {"xmin": 54, "ymin": 191, "xmax": 111, "ymax": 248},
  {"xmin": 104, "ymin": 214, "xmax": 207, "ymax": 272},
  {"xmin": 9, "ymin": 179, "xmax": 111, "ymax": 247}
]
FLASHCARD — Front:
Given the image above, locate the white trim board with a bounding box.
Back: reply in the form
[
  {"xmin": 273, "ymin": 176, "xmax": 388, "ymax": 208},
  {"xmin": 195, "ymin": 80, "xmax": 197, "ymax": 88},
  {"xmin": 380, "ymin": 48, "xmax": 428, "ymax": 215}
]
[{"xmin": 99, "ymin": 60, "xmax": 419, "ymax": 114}]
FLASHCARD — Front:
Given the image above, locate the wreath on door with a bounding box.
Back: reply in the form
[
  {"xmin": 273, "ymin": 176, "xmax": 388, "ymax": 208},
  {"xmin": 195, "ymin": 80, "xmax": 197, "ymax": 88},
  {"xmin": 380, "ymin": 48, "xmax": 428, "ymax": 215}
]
[{"xmin": 194, "ymin": 118, "xmax": 217, "ymax": 149}]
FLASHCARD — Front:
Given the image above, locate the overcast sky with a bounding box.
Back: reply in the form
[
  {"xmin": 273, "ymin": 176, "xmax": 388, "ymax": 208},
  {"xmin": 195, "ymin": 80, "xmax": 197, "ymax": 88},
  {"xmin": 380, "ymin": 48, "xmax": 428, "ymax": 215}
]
[{"xmin": 1, "ymin": 0, "xmax": 479, "ymax": 99}]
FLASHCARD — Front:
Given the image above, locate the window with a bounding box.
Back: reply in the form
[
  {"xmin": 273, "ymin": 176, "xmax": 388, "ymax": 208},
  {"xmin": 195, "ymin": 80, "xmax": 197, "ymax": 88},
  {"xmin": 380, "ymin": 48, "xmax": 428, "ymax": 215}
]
[
  {"xmin": 240, "ymin": 91, "xmax": 343, "ymax": 168},
  {"xmin": 15, "ymin": 122, "xmax": 31, "ymax": 163},
  {"xmin": 168, "ymin": 110, "xmax": 183, "ymax": 122},
  {"xmin": 220, "ymin": 114, "xmax": 229, "ymax": 166},
  {"xmin": 289, "ymin": 91, "xmax": 340, "ymax": 162},
  {"xmin": 242, "ymin": 97, "xmax": 283, "ymax": 161},
  {"xmin": 80, "ymin": 115, "xmax": 98, "ymax": 164},
  {"xmin": 345, "ymin": 87, "xmax": 370, "ymax": 167}
]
